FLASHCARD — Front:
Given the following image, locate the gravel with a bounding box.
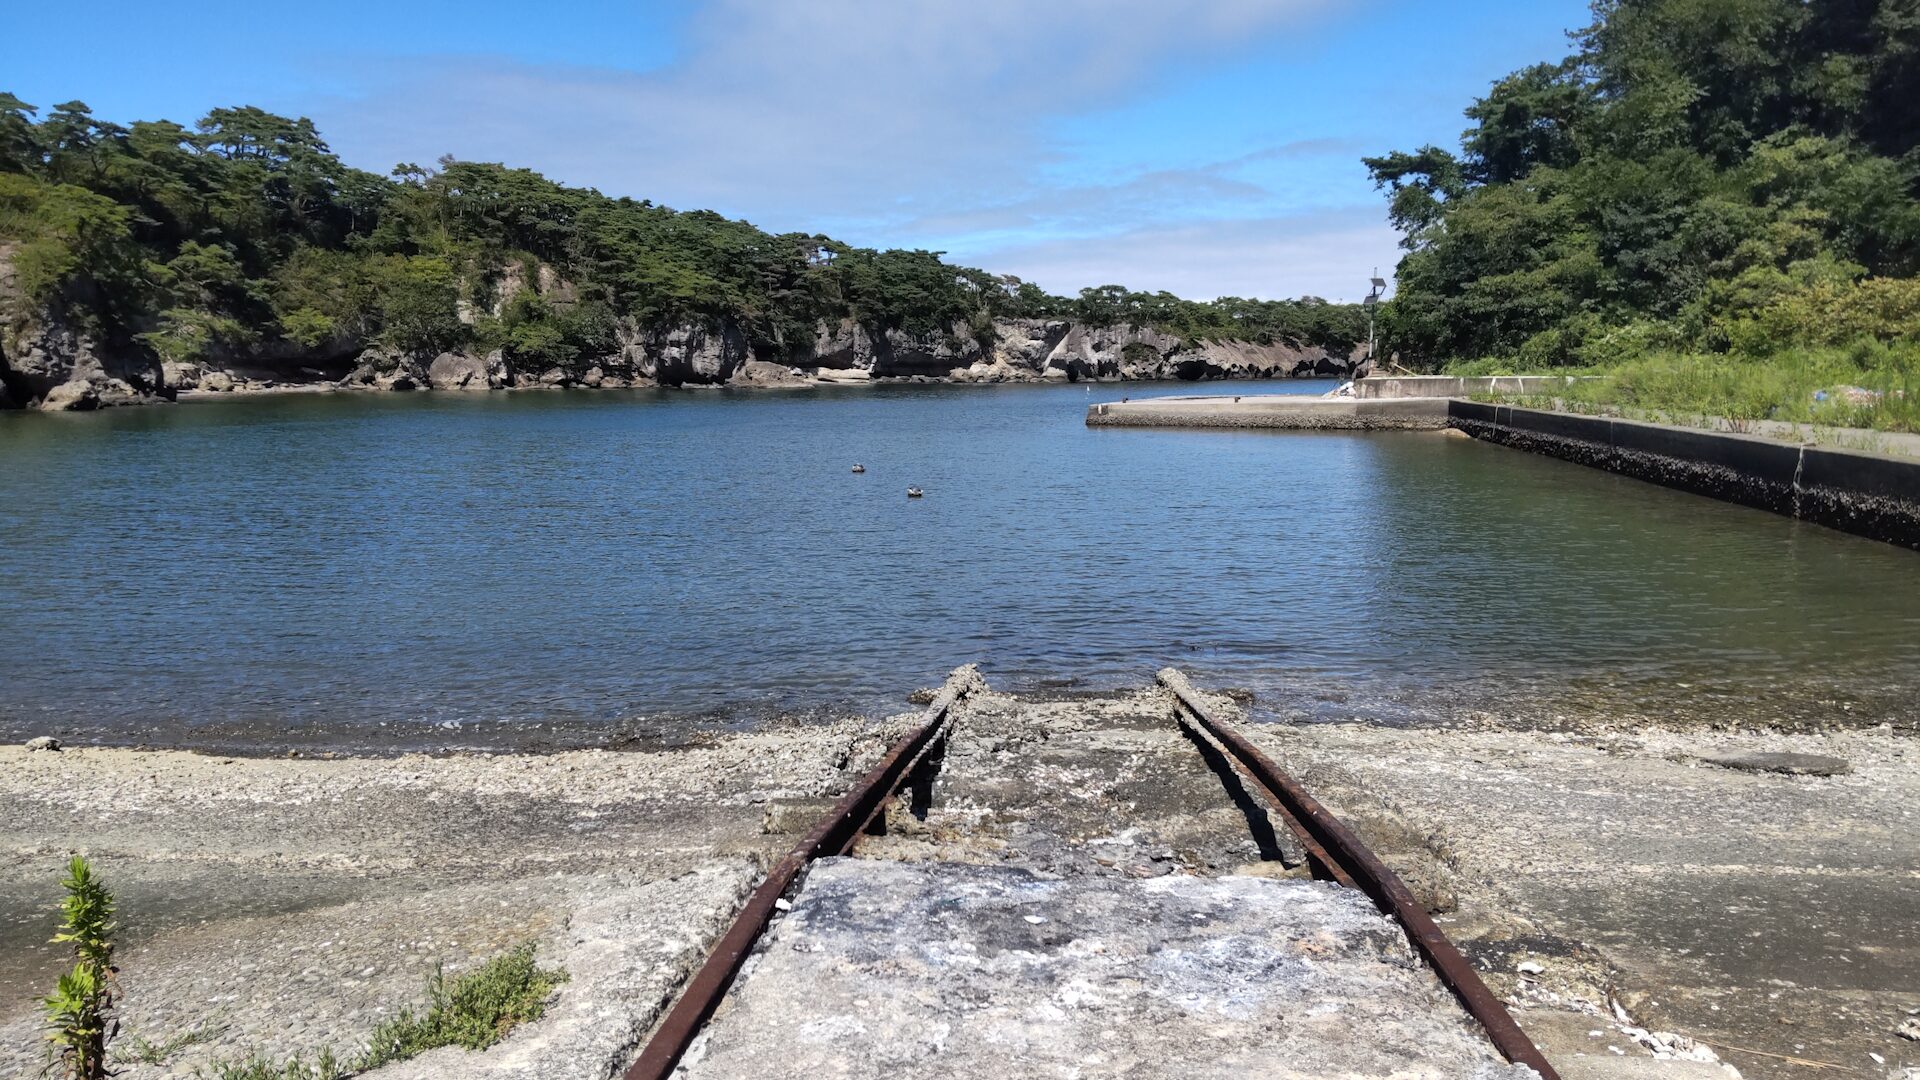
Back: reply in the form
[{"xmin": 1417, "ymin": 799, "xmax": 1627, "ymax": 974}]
[{"xmin": 0, "ymin": 715, "xmax": 911, "ymax": 1078}]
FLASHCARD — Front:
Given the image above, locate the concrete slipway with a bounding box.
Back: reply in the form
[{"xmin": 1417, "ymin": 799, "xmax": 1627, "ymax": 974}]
[{"xmin": 674, "ymin": 680, "xmax": 1540, "ymax": 1080}]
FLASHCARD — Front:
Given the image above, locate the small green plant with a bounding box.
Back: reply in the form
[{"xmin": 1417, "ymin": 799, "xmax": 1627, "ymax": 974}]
[
  {"xmin": 202, "ymin": 1048, "xmax": 345, "ymax": 1080},
  {"xmin": 355, "ymin": 944, "xmax": 566, "ymax": 1071},
  {"xmin": 117, "ymin": 1023, "xmax": 226, "ymax": 1067},
  {"xmin": 42, "ymin": 856, "xmax": 118, "ymax": 1080}
]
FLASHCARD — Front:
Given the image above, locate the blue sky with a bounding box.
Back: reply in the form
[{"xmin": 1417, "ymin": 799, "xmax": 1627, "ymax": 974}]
[{"xmin": 9, "ymin": 0, "xmax": 1592, "ymax": 302}]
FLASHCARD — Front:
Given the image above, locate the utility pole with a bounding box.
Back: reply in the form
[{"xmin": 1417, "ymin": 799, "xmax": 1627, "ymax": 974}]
[{"xmin": 1363, "ymin": 269, "xmax": 1386, "ymax": 373}]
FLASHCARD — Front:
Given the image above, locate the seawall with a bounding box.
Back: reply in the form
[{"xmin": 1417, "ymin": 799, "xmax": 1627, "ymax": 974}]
[
  {"xmin": 1085, "ymin": 394, "xmax": 1920, "ymax": 551},
  {"xmin": 1448, "ymin": 401, "xmax": 1920, "ymax": 551},
  {"xmin": 1349, "ymin": 375, "xmax": 1590, "ymax": 399},
  {"xmin": 1086, "ymin": 395, "xmax": 1448, "ymax": 430}
]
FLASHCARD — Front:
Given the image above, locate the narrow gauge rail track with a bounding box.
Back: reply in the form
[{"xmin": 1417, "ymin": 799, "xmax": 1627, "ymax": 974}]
[
  {"xmin": 1157, "ymin": 669, "xmax": 1561, "ymax": 1080},
  {"xmin": 623, "ymin": 669, "xmax": 1559, "ymax": 1080}
]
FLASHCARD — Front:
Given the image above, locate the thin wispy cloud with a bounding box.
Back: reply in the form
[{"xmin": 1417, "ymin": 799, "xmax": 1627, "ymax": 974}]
[
  {"xmin": 309, "ymin": 0, "xmax": 1379, "ymax": 298},
  {"xmin": 980, "ymin": 210, "xmax": 1399, "ymax": 301}
]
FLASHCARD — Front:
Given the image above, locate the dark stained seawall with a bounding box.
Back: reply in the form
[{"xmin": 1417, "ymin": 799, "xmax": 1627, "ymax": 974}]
[{"xmin": 1448, "ymin": 401, "xmax": 1920, "ymax": 552}]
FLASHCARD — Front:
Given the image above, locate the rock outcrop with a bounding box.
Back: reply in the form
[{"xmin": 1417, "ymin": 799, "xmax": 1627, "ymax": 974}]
[
  {"xmin": 340, "ymin": 347, "xmax": 426, "ymax": 392},
  {"xmin": 2, "ymin": 293, "xmax": 1362, "ymax": 412},
  {"xmin": 0, "ymin": 299, "xmax": 163, "ymax": 411},
  {"xmin": 729, "ymin": 359, "xmax": 812, "ymax": 388},
  {"xmin": 2, "ymin": 239, "xmax": 1363, "ymax": 412},
  {"xmin": 0, "ymin": 245, "xmax": 164, "ymax": 410},
  {"xmin": 427, "ymin": 350, "xmax": 507, "ymax": 391}
]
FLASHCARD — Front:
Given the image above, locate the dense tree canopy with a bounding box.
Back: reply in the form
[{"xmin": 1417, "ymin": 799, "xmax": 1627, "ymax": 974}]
[
  {"xmin": 1367, "ymin": 0, "xmax": 1920, "ymax": 367},
  {"xmin": 0, "ymin": 94, "xmax": 1362, "ymax": 371}
]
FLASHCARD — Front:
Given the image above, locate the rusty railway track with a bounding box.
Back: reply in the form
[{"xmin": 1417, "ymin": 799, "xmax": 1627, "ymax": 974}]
[
  {"xmin": 1161, "ymin": 669, "xmax": 1561, "ymax": 1080},
  {"xmin": 621, "ymin": 678, "xmax": 967, "ymax": 1080},
  {"xmin": 624, "ymin": 669, "xmax": 1560, "ymax": 1080}
]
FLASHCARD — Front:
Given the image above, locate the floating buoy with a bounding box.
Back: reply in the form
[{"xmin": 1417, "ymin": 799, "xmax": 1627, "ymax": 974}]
[
  {"xmin": 851, "ymin": 464, "xmax": 866, "ymax": 473},
  {"xmin": 906, "ymin": 487, "xmax": 924, "ymax": 498}
]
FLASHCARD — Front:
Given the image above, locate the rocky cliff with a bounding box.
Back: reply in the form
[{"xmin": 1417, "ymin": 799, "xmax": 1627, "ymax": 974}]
[
  {"xmin": 0, "ymin": 243, "xmax": 169, "ymax": 410},
  {"xmin": 2, "ymin": 247, "xmax": 1364, "ymax": 410}
]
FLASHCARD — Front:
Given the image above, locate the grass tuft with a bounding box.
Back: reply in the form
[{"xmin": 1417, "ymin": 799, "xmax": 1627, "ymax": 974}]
[
  {"xmin": 355, "ymin": 943, "xmax": 567, "ymax": 1071},
  {"xmin": 118, "ymin": 1023, "xmax": 226, "ymax": 1066},
  {"xmin": 194, "ymin": 943, "xmax": 564, "ymax": 1079},
  {"xmin": 202, "ymin": 1047, "xmax": 346, "ymax": 1080}
]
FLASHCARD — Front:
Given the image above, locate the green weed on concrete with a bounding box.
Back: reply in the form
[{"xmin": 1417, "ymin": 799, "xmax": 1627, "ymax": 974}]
[
  {"xmin": 356, "ymin": 943, "xmax": 566, "ymax": 1070},
  {"xmin": 195, "ymin": 944, "xmax": 564, "ymax": 1079},
  {"xmin": 204, "ymin": 1048, "xmax": 347, "ymax": 1080}
]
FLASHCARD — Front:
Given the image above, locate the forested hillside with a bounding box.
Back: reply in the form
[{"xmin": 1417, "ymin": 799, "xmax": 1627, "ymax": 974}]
[
  {"xmin": 1368, "ymin": 0, "xmax": 1920, "ymax": 427},
  {"xmin": 0, "ymin": 95, "xmax": 1363, "ymax": 407}
]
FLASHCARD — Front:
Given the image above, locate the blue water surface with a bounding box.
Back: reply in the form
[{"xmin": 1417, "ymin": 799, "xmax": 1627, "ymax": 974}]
[{"xmin": 3, "ymin": 380, "xmax": 1916, "ymax": 746}]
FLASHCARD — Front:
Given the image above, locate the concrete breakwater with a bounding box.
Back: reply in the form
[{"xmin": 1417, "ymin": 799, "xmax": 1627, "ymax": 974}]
[
  {"xmin": 1087, "ymin": 394, "xmax": 1449, "ymax": 430},
  {"xmin": 1089, "ymin": 394, "xmax": 1920, "ymax": 551},
  {"xmin": 1451, "ymin": 401, "xmax": 1920, "ymax": 551}
]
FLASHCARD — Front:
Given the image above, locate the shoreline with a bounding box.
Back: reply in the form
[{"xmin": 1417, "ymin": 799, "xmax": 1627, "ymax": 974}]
[
  {"xmin": 2, "ymin": 684, "xmax": 1913, "ymax": 1079},
  {"xmin": 7, "ymin": 664, "xmax": 1915, "ymax": 760},
  {"xmin": 3, "ymin": 369, "xmax": 1346, "ymax": 415}
]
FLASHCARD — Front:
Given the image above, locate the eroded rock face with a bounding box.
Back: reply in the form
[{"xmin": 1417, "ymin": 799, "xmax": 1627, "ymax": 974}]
[
  {"xmin": 3, "ymin": 308, "xmax": 1362, "ymax": 411},
  {"xmin": 38, "ymin": 380, "xmax": 102, "ymax": 411},
  {"xmin": 730, "ymin": 359, "xmax": 811, "ymax": 388},
  {"xmin": 426, "ymin": 350, "xmax": 507, "ymax": 391},
  {"xmin": 643, "ymin": 321, "xmax": 751, "ymax": 386},
  {"xmin": 994, "ymin": 318, "xmax": 1074, "ymax": 370},
  {"xmin": 340, "ymin": 347, "xmax": 427, "ymax": 391},
  {"xmin": 1031, "ymin": 320, "xmax": 1355, "ymax": 382},
  {"xmin": 869, "ymin": 324, "xmax": 988, "ymax": 376},
  {"xmin": 811, "ymin": 318, "xmax": 869, "ymax": 370},
  {"xmin": 1, "ymin": 307, "xmax": 164, "ymax": 409}
]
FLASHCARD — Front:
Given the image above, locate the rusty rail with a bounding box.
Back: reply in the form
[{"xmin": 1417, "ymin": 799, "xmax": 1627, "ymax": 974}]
[
  {"xmin": 621, "ymin": 678, "xmax": 969, "ymax": 1080},
  {"xmin": 1161, "ymin": 670, "xmax": 1562, "ymax": 1080}
]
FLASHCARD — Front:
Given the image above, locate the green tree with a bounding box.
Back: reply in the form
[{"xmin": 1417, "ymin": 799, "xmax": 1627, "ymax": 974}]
[{"xmin": 1365, "ymin": 0, "xmax": 1920, "ymax": 365}]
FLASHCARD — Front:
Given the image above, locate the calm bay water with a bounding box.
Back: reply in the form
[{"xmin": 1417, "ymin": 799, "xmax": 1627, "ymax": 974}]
[{"xmin": 3, "ymin": 381, "xmax": 1917, "ymax": 748}]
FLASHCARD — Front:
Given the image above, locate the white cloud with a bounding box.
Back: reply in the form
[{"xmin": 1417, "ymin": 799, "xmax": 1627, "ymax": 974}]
[
  {"xmin": 972, "ymin": 209, "xmax": 1401, "ymax": 303},
  {"xmin": 306, "ymin": 0, "xmax": 1388, "ymax": 298}
]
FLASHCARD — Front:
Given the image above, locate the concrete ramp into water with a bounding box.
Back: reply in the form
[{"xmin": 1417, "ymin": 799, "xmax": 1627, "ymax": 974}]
[
  {"xmin": 675, "ymin": 859, "xmax": 1534, "ymax": 1078},
  {"xmin": 671, "ymin": 685, "xmax": 1539, "ymax": 1079}
]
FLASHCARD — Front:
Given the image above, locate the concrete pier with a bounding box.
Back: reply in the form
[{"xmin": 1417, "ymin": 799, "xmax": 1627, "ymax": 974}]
[
  {"xmin": 1086, "ymin": 394, "xmax": 1449, "ymax": 430},
  {"xmin": 1086, "ymin": 392, "xmax": 1920, "ymax": 551}
]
